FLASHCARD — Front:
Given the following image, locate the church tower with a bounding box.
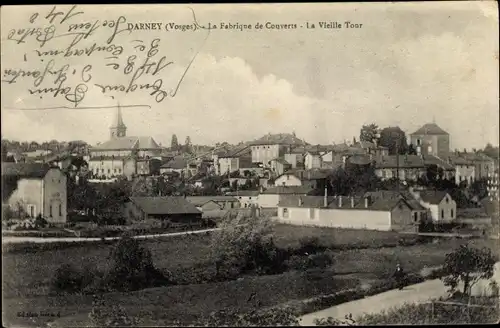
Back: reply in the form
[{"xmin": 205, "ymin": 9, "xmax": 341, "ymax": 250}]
[{"xmin": 110, "ymin": 103, "xmax": 127, "ymax": 139}]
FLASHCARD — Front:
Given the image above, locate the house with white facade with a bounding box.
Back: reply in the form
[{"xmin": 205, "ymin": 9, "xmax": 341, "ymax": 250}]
[
  {"xmin": 258, "ymin": 185, "xmax": 314, "ymax": 208},
  {"xmin": 2, "ymin": 163, "xmax": 68, "ymax": 224},
  {"xmin": 276, "ymin": 193, "xmax": 423, "ymax": 232},
  {"xmin": 226, "ymin": 190, "xmax": 260, "ymax": 208},
  {"xmin": 409, "ymin": 188, "xmax": 457, "ymax": 223}
]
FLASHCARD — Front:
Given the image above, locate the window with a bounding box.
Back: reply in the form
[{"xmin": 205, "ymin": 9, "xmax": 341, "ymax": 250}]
[
  {"xmin": 108, "ymin": 169, "xmax": 111, "ymax": 174},
  {"xmin": 59, "ymin": 204, "xmax": 62, "ymax": 217},
  {"xmin": 417, "ymin": 139, "xmax": 421, "ymax": 146},
  {"xmin": 446, "ymin": 197, "xmax": 449, "ymax": 203},
  {"xmin": 27, "ymin": 205, "xmax": 35, "ymax": 218},
  {"xmin": 309, "ymin": 208, "xmax": 314, "ymax": 219},
  {"xmin": 283, "ymin": 208, "xmax": 289, "ymax": 218},
  {"xmin": 413, "ymin": 212, "xmax": 418, "ymax": 222},
  {"xmin": 49, "ymin": 204, "xmax": 53, "ymax": 217},
  {"xmin": 451, "ymin": 209, "xmax": 454, "ymax": 218},
  {"xmin": 249, "ymin": 197, "xmax": 252, "ymax": 200},
  {"xmin": 428, "ymin": 145, "xmax": 432, "ymax": 153},
  {"xmin": 441, "ymin": 209, "xmax": 444, "ymax": 219}
]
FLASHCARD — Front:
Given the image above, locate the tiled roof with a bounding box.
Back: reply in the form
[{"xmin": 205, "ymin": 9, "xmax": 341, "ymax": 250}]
[
  {"xmin": 346, "ymin": 147, "xmax": 367, "ymax": 155},
  {"xmin": 185, "ymin": 196, "xmax": 239, "ymax": 206},
  {"xmin": 130, "ymin": 197, "xmax": 201, "ymax": 215},
  {"xmin": 1, "ymin": 163, "xmax": 53, "ymax": 178},
  {"xmin": 251, "ymin": 133, "xmax": 306, "ymax": 146},
  {"xmin": 422, "ymin": 155, "xmax": 455, "ymax": 170},
  {"xmin": 347, "ymin": 154, "xmax": 372, "ymax": 165},
  {"xmin": 269, "ymin": 157, "xmax": 290, "ymax": 165},
  {"xmin": 279, "ymin": 169, "xmax": 331, "ymax": 181},
  {"xmin": 354, "ymin": 141, "xmax": 376, "ymax": 149},
  {"xmin": 89, "ymin": 156, "xmax": 133, "ymax": 161},
  {"xmin": 455, "ymin": 152, "xmax": 495, "ymax": 163},
  {"xmin": 375, "ymin": 155, "xmax": 425, "ymax": 168},
  {"xmin": 446, "ymin": 155, "xmax": 474, "ymax": 165},
  {"xmin": 161, "ymin": 158, "xmax": 187, "ymax": 169},
  {"xmin": 418, "ymin": 190, "xmax": 449, "ymax": 205},
  {"xmin": 411, "ymin": 123, "xmax": 449, "ymax": 135},
  {"xmin": 219, "ymin": 145, "xmax": 251, "ymax": 158},
  {"xmin": 278, "ymin": 194, "xmax": 417, "ymax": 212},
  {"xmin": 92, "ymin": 136, "xmax": 161, "ymax": 150},
  {"xmin": 226, "ymin": 190, "xmax": 260, "ymax": 197},
  {"xmin": 364, "ymin": 190, "xmax": 426, "ymax": 211},
  {"xmin": 262, "ymin": 185, "xmax": 314, "ymax": 195}
]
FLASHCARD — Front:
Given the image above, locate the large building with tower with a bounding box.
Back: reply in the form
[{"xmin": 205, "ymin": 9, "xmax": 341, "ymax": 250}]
[
  {"xmin": 409, "ymin": 122, "xmax": 450, "ymax": 159},
  {"xmin": 88, "ymin": 105, "xmax": 162, "ymax": 179}
]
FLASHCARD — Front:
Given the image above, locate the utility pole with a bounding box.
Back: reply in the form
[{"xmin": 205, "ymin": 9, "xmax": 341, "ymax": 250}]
[{"xmin": 396, "ymin": 135, "xmax": 400, "ymax": 194}]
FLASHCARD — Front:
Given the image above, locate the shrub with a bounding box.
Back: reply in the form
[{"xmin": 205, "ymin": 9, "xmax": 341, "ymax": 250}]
[
  {"xmin": 171, "ymin": 263, "xmax": 216, "ymax": 285},
  {"xmin": 211, "ymin": 215, "xmax": 286, "ymax": 278},
  {"xmin": 89, "ymin": 296, "xmax": 143, "ymax": 326},
  {"xmin": 314, "ymin": 314, "xmax": 357, "ymax": 326},
  {"xmin": 286, "ymin": 252, "xmax": 334, "ymax": 271},
  {"xmin": 296, "ymin": 236, "xmax": 326, "ymax": 255},
  {"xmin": 34, "ymin": 214, "xmax": 48, "ymax": 228},
  {"xmin": 354, "ymin": 297, "xmax": 499, "ymax": 324},
  {"xmin": 51, "ymin": 264, "xmax": 94, "ymax": 293},
  {"xmin": 105, "ymin": 236, "xmax": 170, "ymax": 291},
  {"xmin": 198, "ymin": 307, "xmax": 300, "ymax": 326}
]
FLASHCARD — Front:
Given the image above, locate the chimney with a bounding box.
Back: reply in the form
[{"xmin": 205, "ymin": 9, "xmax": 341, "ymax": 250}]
[
  {"xmin": 350, "ymin": 196, "xmax": 354, "ymax": 208},
  {"xmin": 324, "ymin": 186, "xmax": 328, "ymax": 207},
  {"xmin": 364, "ymin": 197, "xmax": 369, "ymax": 208},
  {"xmin": 299, "ymin": 196, "xmax": 303, "ymax": 206},
  {"xmin": 338, "ymin": 196, "xmax": 343, "ymax": 208}
]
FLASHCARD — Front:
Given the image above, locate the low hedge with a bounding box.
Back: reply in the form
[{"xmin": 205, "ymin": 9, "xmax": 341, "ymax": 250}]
[{"xmin": 274, "ymin": 272, "xmax": 432, "ymax": 317}]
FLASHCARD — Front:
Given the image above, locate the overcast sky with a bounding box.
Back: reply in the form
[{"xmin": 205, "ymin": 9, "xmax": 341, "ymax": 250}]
[{"xmin": 1, "ymin": 2, "xmax": 498, "ymax": 149}]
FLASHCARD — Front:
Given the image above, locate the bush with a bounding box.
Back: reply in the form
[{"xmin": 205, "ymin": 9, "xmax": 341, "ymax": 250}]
[
  {"xmin": 296, "ymin": 236, "xmax": 326, "ymax": 255},
  {"xmin": 171, "ymin": 263, "xmax": 216, "ymax": 285},
  {"xmin": 211, "ymin": 215, "xmax": 286, "ymax": 278},
  {"xmin": 286, "ymin": 252, "xmax": 334, "ymax": 271},
  {"xmin": 198, "ymin": 307, "xmax": 300, "ymax": 326},
  {"xmin": 104, "ymin": 236, "xmax": 170, "ymax": 291},
  {"xmin": 89, "ymin": 296, "xmax": 143, "ymax": 326},
  {"xmin": 34, "ymin": 214, "xmax": 48, "ymax": 228},
  {"xmin": 51, "ymin": 264, "xmax": 95, "ymax": 293},
  {"xmin": 354, "ymin": 297, "xmax": 499, "ymax": 324}
]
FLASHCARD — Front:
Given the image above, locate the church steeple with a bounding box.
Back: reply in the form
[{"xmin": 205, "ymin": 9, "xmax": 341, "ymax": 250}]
[{"xmin": 110, "ymin": 103, "xmax": 127, "ymax": 139}]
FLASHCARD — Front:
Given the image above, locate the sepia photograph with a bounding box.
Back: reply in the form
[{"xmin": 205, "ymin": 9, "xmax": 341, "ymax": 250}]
[{"xmin": 1, "ymin": 2, "xmax": 499, "ymax": 326}]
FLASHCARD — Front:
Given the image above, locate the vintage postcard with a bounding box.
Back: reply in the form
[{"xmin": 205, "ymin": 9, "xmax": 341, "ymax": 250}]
[{"xmin": 1, "ymin": 2, "xmax": 499, "ymax": 327}]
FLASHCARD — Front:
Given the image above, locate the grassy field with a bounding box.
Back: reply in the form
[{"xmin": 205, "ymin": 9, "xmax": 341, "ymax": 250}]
[
  {"xmin": 272, "ymin": 223, "xmax": 420, "ymax": 250},
  {"xmin": 3, "ymin": 270, "xmax": 360, "ymax": 327},
  {"xmin": 3, "ymin": 223, "xmax": 499, "ymax": 326}
]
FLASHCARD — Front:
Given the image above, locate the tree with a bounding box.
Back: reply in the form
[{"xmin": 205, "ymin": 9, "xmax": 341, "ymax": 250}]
[
  {"xmin": 171, "ymin": 134, "xmax": 179, "ymax": 150},
  {"xmin": 441, "ymin": 244, "xmax": 496, "ymax": 296},
  {"xmin": 426, "ymin": 164, "xmax": 439, "ymax": 185},
  {"xmin": 379, "ymin": 127, "xmax": 408, "ymax": 155},
  {"xmin": 131, "ymin": 177, "xmax": 154, "ymax": 197},
  {"xmin": 105, "ymin": 236, "xmax": 169, "ymax": 291},
  {"xmin": 184, "ymin": 136, "xmax": 193, "ymax": 154},
  {"xmin": 483, "ymin": 143, "xmax": 499, "ymax": 160},
  {"xmin": 210, "ymin": 214, "xmax": 284, "ymax": 278},
  {"xmin": 359, "ymin": 123, "xmax": 379, "ymax": 143},
  {"xmin": 327, "ymin": 162, "xmax": 380, "ymax": 196}
]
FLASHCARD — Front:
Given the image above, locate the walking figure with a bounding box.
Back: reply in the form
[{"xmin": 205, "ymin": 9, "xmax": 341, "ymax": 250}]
[{"xmin": 393, "ymin": 263, "xmax": 405, "ymax": 290}]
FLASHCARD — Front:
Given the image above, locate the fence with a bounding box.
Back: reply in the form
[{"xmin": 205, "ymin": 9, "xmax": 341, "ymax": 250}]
[{"xmin": 422, "ymin": 298, "xmax": 499, "ymax": 323}]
